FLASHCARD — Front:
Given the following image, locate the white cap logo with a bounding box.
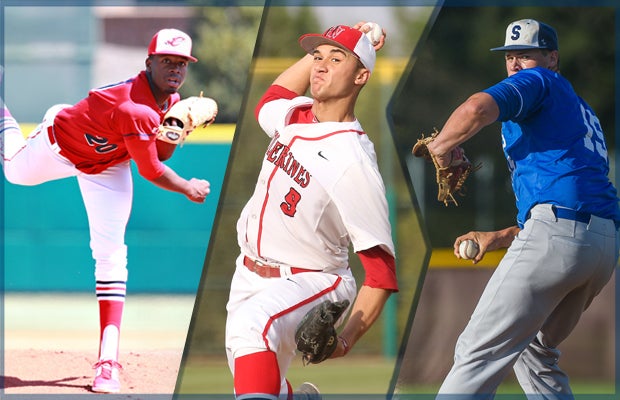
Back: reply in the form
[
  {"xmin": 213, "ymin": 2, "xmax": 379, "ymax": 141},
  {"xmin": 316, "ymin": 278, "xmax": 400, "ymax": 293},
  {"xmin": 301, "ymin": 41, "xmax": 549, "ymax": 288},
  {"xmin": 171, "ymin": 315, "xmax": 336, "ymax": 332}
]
[{"xmin": 148, "ymin": 28, "xmax": 198, "ymax": 62}]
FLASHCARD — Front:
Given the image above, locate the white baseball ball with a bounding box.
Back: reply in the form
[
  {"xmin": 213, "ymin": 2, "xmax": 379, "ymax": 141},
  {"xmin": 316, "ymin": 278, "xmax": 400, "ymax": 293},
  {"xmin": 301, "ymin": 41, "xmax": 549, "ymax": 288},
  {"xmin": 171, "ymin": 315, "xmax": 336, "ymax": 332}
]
[
  {"xmin": 458, "ymin": 239, "xmax": 479, "ymax": 260},
  {"xmin": 362, "ymin": 22, "xmax": 383, "ymax": 46}
]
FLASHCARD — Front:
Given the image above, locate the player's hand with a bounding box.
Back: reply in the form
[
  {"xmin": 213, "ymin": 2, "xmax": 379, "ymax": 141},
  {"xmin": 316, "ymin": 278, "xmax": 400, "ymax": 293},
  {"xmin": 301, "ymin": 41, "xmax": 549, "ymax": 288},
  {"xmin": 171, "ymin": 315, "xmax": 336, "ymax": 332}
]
[
  {"xmin": 186, "ymin": 178, "xmax": 210, "ymax": 203},
  {"xmin": 453, "ymin": 231, "xmax": 493, "ymax": 264},
  {"xmin": 353, "ymin": 21, "xmax": 386, "ymax": 51},
  {"xmin": 454, "ymin": 227, "xmax": 520, "ymax": 264}
]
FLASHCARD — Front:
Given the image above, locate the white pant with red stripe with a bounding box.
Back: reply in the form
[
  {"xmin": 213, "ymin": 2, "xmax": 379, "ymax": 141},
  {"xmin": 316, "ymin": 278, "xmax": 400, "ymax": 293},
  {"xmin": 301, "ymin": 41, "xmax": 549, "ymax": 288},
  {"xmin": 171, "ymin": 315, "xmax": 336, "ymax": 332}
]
[
  {"xmin": 2, "ymin": 104, "xmax": 130, "ymax": 283},
  {"xmin": 225, "ymin": 253, "xmax": 356, "ymax": 396}
]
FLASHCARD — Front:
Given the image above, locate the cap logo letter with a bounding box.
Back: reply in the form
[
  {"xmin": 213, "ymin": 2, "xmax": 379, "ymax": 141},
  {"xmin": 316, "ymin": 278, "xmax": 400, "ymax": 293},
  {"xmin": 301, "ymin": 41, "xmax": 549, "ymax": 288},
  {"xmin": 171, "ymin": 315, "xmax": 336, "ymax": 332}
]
[
  {"xmin": 166, "ymin": 36, "xmax": 185, "ymax": 47},
  {"xmin": 510, "ymin": 25, "xmax": 521, "ymax": 41},
  {"xmin": 325, "ymin": 25, "xmax": 345, "ymax": 40}
]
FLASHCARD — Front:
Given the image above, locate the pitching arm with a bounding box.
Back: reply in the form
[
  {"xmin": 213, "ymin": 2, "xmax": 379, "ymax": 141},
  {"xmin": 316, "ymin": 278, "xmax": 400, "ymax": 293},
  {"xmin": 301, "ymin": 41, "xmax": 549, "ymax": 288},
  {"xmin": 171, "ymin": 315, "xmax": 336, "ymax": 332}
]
[
  {"xmin": 453, "ymin": 225, "xmax": 521, "ymax": 264},
  {"xmin": 149, "ymin": 165, "xmax": 210, "ymax": 204},
  {"xmin": 272, "ymin": 54, "xmax": 314, "ymax": 96}
]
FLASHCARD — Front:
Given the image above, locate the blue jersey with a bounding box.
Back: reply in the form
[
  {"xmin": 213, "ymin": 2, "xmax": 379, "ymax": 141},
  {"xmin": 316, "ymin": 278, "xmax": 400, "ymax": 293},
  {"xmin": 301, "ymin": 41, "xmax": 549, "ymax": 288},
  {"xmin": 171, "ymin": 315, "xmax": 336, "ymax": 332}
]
[{"xmin": 483, "ymin": 67, "xmax": 620, "ymax": 227}]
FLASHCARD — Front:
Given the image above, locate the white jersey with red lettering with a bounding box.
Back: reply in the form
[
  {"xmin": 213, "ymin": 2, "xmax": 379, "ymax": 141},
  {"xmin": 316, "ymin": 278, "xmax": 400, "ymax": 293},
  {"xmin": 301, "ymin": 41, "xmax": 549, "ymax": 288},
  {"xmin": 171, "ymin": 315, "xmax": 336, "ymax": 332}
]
[
  {"xmin": 226, "ymin": 92, "xmax": 394, "ymax": 395},
  {"xmin": 237, "ymin": 94, "xmax": 394, "ymax": 272}
]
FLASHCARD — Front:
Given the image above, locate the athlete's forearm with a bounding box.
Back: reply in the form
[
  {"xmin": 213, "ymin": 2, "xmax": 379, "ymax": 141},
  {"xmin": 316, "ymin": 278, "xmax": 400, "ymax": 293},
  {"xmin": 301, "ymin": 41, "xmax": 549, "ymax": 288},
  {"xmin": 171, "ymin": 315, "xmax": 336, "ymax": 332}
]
[
  {"xmin": 272, "ymin": 54, "xmax": 313, "ymax": 96},
  {"xmin": 428, "ymin": 92, "xmax": 499, "ymax": 162},
  {"xmin": 149, "ymin": 165, "xmax": 209, "ymax": 203},
  {"xmin": 493, "ymin": 225, "xmax": 521, "ymax": 249},
  {"xmin": 149, "ymin": 165, "xmax": 189, "ymax": 192},
  {"xmin": 333, "ymin": 285, "xmax": 392, "ymax": 358}
]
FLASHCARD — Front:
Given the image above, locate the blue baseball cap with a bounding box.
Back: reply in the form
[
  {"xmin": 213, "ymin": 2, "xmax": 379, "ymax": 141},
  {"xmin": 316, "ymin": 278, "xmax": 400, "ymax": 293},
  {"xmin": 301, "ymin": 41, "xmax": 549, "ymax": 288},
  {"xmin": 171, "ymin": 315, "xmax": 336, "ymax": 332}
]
[{"xmin": 491, "ymin": 19, "xmax": 558, "ymax": 52}]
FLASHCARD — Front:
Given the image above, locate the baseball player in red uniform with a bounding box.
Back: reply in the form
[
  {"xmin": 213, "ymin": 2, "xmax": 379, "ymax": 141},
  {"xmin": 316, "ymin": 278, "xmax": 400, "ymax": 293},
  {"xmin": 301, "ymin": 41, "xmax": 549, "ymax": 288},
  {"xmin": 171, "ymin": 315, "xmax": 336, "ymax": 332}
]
[
  {"xmin": 0, "ymin": 28, "xmax": 210, "ymax": 393},
  {"xmin": 225, "ymin": 22, "xmax": 398, "ymax": 399}
]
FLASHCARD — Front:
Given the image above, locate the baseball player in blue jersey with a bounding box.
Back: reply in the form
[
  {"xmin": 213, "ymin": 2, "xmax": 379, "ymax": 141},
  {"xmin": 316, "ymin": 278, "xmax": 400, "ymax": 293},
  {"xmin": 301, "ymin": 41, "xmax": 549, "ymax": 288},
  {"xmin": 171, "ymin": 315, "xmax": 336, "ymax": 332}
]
[{"xmin": 423, "ymin": 19, "xmax": 620, "ymax": 399}]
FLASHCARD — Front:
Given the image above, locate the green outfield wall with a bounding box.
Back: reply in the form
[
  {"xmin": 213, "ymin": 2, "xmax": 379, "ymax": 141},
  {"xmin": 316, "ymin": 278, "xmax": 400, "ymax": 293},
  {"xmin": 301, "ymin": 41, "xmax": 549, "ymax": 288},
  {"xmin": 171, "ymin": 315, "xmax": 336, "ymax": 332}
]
[{"xmin": 3, "ymin": 126, "xmax": 232, "ymax": 294}]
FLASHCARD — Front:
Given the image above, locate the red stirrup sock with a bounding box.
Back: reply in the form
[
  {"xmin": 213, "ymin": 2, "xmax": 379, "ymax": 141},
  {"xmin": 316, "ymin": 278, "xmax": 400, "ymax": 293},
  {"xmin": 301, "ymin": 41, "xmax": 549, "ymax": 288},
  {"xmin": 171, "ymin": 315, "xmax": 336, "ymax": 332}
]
[
  {"xmin": 96, "ymin": 280, "xmax": 126, "ymax": 360},
  {"xmin": 234, "ymin": 351, "xmax": 281, "ymax": 396}
]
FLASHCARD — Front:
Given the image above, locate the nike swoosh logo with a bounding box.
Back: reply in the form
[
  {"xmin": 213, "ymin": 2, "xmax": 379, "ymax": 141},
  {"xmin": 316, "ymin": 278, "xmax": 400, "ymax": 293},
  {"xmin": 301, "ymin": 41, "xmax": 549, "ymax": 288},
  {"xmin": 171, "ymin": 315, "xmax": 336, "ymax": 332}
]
[
  {"xmin": 318, "ymin": 151, "xmax": 328, "ymax": 160},
  {"xmin": 286, "ymin": 278, "xmax": 301, "ymax": 287}
]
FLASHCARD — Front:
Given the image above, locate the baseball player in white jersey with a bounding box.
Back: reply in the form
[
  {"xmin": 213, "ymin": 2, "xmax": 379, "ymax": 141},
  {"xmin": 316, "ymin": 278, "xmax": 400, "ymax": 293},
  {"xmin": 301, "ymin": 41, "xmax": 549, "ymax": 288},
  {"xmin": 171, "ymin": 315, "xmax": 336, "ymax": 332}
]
[{"xmin": 225, "ymin": 23, "xmax": 398, "ymax": 399}]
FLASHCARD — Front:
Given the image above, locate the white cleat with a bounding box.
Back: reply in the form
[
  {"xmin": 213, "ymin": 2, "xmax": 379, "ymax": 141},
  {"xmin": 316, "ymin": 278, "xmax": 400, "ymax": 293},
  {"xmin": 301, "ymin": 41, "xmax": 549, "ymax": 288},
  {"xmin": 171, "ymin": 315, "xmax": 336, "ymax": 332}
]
[{"xmin": 294, "ymin": 381, "xmax": 322, "ymax": 400}]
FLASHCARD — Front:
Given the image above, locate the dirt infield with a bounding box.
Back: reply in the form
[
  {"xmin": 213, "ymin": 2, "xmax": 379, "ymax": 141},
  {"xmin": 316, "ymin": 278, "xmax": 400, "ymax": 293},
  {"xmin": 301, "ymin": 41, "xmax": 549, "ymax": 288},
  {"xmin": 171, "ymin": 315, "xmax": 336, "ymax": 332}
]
[
  {"xmin": 3, "ymin": 349, "xmax": 181, "ymax": 395},
  {"xmin": 2, "ymin": 293, "xmax": 194, "ymax": 396}
]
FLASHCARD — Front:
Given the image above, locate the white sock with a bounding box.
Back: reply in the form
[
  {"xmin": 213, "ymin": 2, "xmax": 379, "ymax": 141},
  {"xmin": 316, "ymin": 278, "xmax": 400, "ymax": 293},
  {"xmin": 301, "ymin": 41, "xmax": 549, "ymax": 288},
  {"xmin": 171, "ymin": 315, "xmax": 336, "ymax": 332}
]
[{"xmin": 100, "ymin": 325, "xmax": 120, "ymax": 361}]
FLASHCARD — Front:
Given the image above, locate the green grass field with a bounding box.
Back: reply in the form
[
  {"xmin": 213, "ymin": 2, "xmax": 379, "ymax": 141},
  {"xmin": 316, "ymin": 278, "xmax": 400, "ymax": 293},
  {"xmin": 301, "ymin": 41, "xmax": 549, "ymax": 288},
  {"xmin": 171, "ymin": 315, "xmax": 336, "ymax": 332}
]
[
  {"xmin": 177, "ymin": 355, "xmax": 396, "ymax": 395},
  {"xmin": 177, "ymin": 355, "xmax": 616, "ymax": 398}
]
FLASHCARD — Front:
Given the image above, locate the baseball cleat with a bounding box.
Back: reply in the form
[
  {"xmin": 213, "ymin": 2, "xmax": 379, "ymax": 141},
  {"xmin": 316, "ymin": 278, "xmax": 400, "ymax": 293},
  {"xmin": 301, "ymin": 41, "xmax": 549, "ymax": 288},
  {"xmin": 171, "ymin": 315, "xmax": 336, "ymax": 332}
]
[
  {"xmin": 294, "ymin": 381, "xmax": 322, "ymax": 400},
  {"xmin": 91, "ymin": 359, "xmax": 122, "ymax": 393}
]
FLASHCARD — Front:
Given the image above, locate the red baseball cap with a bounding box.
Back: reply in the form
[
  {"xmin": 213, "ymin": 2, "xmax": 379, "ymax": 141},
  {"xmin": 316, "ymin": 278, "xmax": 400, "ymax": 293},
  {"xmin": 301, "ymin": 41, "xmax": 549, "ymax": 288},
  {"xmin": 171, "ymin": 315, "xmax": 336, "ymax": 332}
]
[
  {"xmin": 299, "ymin": 25, "xmax": 376, "ymax": 72},
  {"xmin": 148, "ymin": 28, "xmax": 198, "ymax": 62}
]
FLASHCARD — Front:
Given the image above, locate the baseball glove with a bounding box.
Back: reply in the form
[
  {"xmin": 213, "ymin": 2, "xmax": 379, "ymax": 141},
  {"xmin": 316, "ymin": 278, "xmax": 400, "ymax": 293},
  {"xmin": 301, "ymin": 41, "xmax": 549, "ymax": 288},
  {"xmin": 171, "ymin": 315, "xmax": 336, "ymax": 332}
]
[
  {"xmin": 412, "ymin": 129, "xmax": 480, "ymax": 206},
  {"xmin": 157, "ymin": 94, "xmax": 218, "ymax": 145},
  {"xmin": 295, "ymin": 299, "xmax": 350, "ymax": 365}
]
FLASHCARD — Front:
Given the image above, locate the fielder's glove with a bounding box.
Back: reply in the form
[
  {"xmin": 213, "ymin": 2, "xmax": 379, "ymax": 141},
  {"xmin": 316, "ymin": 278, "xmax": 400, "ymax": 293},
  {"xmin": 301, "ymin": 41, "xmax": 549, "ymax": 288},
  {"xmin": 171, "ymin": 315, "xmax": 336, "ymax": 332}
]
[
  {"xmin": 157, "ymin": 94, "xmax": 218, "ymax": 145},
  {"xmin": 295, "ymin": 299, "xmax": 350, "ymax": 365},
  {"xmin": 412, "ymin": 129, "xmax": 480, "ymax": 206}
]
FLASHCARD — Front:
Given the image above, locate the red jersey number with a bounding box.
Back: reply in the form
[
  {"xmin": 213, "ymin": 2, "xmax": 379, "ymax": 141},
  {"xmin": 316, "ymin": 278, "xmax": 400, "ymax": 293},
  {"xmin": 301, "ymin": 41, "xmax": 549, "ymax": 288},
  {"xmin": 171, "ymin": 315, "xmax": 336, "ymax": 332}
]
[{"xmin": 280, "ymin": 187, "xmax": 301, "ymax": 217}]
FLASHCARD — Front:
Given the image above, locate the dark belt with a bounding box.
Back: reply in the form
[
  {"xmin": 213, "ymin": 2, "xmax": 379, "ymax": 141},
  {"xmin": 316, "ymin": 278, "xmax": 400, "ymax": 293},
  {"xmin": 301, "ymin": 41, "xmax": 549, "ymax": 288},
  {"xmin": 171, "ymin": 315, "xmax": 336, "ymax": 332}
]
[
  {"xmin": 553, "ymin": 206, "xmax": 591, "ymax": 224},
  {"xmin": 243, "ymin": 256, "xmax": 316, "ymax": 278},
  {"xmin": 552, "ymin": 206, "xmax": 620, "ymax": 230}
]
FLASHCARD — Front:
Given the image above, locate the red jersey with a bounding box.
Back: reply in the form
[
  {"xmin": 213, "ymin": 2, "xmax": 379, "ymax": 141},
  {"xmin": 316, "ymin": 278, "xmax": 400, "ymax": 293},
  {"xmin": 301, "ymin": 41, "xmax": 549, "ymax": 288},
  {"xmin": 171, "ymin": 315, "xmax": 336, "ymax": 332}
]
[{"xmin": 53, "ymin": 71, "xmax": 179, "ymax": 179}]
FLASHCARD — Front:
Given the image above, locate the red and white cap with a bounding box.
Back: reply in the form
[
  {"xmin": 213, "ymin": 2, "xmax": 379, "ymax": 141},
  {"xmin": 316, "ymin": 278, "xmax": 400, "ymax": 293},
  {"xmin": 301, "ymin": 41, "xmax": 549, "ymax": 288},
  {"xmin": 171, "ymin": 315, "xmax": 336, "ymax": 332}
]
[
  {"xmin": 299, "ymin": 25, "xmax": 376, "ymax": 72},
  {"xmin": 148, "ymin": 28, "xmax": 198, "ymax": 62}
]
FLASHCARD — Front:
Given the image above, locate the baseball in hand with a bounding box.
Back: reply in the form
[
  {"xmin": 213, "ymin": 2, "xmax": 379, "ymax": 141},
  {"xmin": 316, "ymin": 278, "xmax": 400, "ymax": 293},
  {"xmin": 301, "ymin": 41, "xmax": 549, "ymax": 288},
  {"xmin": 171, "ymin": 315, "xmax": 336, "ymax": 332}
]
[
  {"xmin": 458, "ymin": 239, "xmax": 479, "ymax": 260},
  {"xmin": 362, "ymin": 22, "xmax": 383, "ymax": 46}
]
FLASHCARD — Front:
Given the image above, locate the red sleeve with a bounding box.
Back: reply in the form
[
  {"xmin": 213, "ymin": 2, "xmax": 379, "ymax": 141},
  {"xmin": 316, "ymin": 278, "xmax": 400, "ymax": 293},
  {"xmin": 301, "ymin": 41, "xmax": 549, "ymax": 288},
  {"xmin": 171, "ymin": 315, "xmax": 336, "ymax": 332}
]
[
  {"xmin": 126, "ymin": 138, "xmax": 166, "ymax": 180},
  {"xmin": 357, "ymin": 245, "xmax": 399, "ymax": 292},
  {"xmin": 254, "ymin": 84, "xmax": 298, "ymax": 121},
  {"xmin": 120, "ymin": 104, "xmax": 166, "ymax": 180}
]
